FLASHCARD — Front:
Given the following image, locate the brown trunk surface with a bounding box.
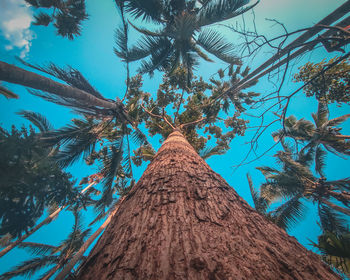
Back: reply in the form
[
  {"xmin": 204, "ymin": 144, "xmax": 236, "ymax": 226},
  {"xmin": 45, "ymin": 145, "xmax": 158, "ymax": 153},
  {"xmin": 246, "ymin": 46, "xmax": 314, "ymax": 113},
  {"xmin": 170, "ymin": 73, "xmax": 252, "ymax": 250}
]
[{"xmin": 77, "ymin": 130, "xmax": 340, "ymax": 280}]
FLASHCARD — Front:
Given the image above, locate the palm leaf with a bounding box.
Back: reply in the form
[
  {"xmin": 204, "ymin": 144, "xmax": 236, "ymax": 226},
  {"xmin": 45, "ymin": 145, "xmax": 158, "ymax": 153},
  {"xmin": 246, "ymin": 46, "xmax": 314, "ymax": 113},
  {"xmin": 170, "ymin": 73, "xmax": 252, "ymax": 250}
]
[
  {"xmin": 114, "ymin": 25, "xmax": 129, "ymax": 61},
  {"xmin": 131, "ymin": 128, "xmax": 148, "ymax": 146},
  {"xmin": 127, "ymin": 36, "xmax": 168, "ymax": 62},
  {"xmin": 27, "ymin": 89, "xmax": 95, "ymax": 113},
  {"xmin": 324, "ymin": 114, "xmax": 350, "ymax": 128},
  {"xmin": 17, "ymin": 110, "xmax": 53, "ymax": 132},
  {"xmin": 271, "ymin": 195, "xmax": 306, "ymax": 231},
  {"xmin": 198, "ymin": 0, "xmax": 259, "ymax": 27},
  {"xmin": 58, "ymin": 211, "xmax": 91, "ymax": 257},
  {"xmin": 197, "ymin": 28, "xmax": 241, "ymax": 64},
  {"xmin": 318, "ymin": 204, "xmax": 348, "ymax": 234},
  {"xmin": 199, "ymin": 145, "xmax": 226, "ymax": 159},
  {"xmin": 101, "ymin": 139, "xmax": 124, "ymax": 190},
  {"xmin": 246, "ymin": 173, "xmax": 269, "ymax": 213},
  {"xmin": 0, "ymin": 256, "xmax": 58, "ymax": 280},
  {"xmin": 138, "ymin": 40, "xmax": 173, "ymax": 75},
  {"xmin": 18, "ymin": 242, "xmax": 57, "ymax": 256},
  {"xmin": 312, "ymin": 231, "xmax": 350, "ymax": 276},
  {"xmin": 325, "ymin": 178, "xmax": 350, "ymax": 192},
  {"xmin": 123, "ymin": 0, "xmax": 165, "ymax": 23},
  {"xmin": 128, "ymin": 20, "xmax": 165, "ymax": 37},
  {"xmin": 18, "ymin": 58, "xmax": 104, "ymax": 99}
]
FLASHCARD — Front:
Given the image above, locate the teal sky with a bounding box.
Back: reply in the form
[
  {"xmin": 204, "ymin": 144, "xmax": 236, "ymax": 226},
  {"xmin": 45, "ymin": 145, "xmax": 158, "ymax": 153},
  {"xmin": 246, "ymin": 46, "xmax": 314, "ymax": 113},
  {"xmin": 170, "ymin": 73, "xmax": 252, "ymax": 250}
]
[{"xmin": 0, "ymin": 0, "xmax": 349, "ymax": 278}]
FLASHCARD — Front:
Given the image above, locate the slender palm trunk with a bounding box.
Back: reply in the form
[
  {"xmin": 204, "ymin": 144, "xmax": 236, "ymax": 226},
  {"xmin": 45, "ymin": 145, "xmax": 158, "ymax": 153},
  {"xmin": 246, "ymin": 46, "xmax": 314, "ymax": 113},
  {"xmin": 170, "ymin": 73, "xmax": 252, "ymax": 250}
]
[
  {"xmin": 0, "ymin": 61, "xmax": 116, "ymax": 109},
  {"xmin": 0, "ymin": 183, "xmax": 95, "ymax": 258},
  {"xmin": 41, "ymin": 263, "xmax": 62, "ymax": 280},
  {"xmin": 75, "ymin": 130, "xmax": 340, "ymax": 279},
  {"xmin": 321, "ymin": 198, "xmax": 350, "ymax": 216},
  {"xmin": 55, "ymin": 197, "xmax": 125, "ymax": 280}
]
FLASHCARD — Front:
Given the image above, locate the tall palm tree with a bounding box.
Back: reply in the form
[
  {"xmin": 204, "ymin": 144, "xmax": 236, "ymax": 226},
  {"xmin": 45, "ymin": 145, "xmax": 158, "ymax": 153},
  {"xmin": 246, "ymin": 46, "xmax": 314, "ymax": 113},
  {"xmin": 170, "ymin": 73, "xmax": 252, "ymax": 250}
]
[
  {"xmin": 257, "ymin": 147, "xmax": 350, "ymax": 231},
  {"xmin": 246, "ymin": 173, "xmax": 306, "ymax": 231},
  {"xmin": 273, "ymin": 102, "xmax": 350, "ymax": 175},
  {"xmin": 114, "ymin": 0, "xmax": 259, "ymax": 83}
]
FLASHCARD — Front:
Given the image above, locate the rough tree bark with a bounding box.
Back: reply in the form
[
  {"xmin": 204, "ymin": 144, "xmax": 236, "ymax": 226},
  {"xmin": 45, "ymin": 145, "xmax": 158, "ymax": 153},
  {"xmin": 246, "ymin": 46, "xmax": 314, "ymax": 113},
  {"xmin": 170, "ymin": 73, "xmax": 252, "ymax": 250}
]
[{"xmin": 77, "ymin": 130, "xmax": 340, "ymax": 280}]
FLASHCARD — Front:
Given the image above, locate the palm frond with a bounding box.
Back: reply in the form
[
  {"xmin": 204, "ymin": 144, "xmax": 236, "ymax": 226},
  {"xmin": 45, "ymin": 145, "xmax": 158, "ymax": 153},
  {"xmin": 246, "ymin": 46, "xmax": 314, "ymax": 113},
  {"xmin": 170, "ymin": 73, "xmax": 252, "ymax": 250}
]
[
  {"xmin": 277, "ymin": 151, "xmax": 314, "ymax": 179},
  {"xmin": 127, "ymin": 36, "xmax": 169, "ymax": 62},
  {"xmin": 101, "ymin": 139, "xmax": 124, "ymax": 190},
  {"xmin": 198, "ymin": 0, "xmax": 259, "ymax": 27},
  {"xmin": 0, "ymin": 256, "xmax": 58, "ymax": 280},
  {"xmin": 18, "ymin": 59, "xmax": 104, "ymax": 99},
  {"xmin": 18, "ymin": 242, "xmax": 58, "ymax": 256},
  {"xmin": 324, "ymin": 114, "xmax": 350, "ymax": 128},
  {"xmin": 17, "ymin": 110, "xmax": 53, "ymax": 132},
  {"xmin": 128, "ymin": 20, "xmax": 165, "ymax": 37},
  {"xmin": 197, "ymin": 28, "xmax": 241, "ymax": 64},
  {"xmin": 246, "ymin": 174, "xmax": 269, "ymax": 213},
  {"xmin": 27, "ymin": 89, "xmax": 98, "ymax": 115},
  {"xmin": 124, "ymin": 0, "xmax": 165, "ymax": 23},
  {"xmin": 256, "ymin": 166, "xmax": 278, "ymax": 177},
  {"xmin": 0, "ymin": 233, "xmax": 12, "ymax": 247},
  {"xmin": 58, "ymin": 211, "xmax": 91, "ymax": 256},
  {"xmin": 199, "ymin": 145, "xmax": 226, "ymax": 159},
  {"xmin": 42, "ymin": 118, "xmax": 106, "ymax": 168},
  {"xmin": 271, "ymin": 195, "xmax": 306, "ymax": 231},
  {"xmin": 318, "ymin": 204, "xmax": 348, "ymax": 234},
  {"xmin": 325, "ymin": 178, "xmax": 350, "ymax": 192},
  {"xmin": 312, "ymin": 231, "xmax": 350, "ymax": 276},
  {"xmin": 138, "ymin": 40, "xmax": 173, "ymax": 75},
  {"xmin": 131, "ymin": 128, "xmax": 148, "ymax": 146},
  {"xmin": 114, "ymin": 25, "xmax": 129, "ymax": 61}
]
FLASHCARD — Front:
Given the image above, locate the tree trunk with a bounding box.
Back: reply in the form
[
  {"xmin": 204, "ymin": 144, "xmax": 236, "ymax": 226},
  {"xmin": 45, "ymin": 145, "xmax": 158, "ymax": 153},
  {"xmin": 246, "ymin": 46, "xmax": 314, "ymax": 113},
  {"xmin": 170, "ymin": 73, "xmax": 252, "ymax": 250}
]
[
  {"xmin": 0, "ymin": 61, "xmax": 116, "ymax": 110},
  {"xmin": 77, "ymin": 130, "xmax": 340, "ymax": 280}
]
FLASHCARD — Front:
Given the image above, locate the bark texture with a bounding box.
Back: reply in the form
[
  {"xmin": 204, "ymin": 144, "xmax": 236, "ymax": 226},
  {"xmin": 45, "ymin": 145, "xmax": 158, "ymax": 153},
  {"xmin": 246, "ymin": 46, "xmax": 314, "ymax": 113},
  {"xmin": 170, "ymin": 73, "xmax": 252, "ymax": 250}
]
[{"xmin": 78, "ymin": 130, "xmax": 340, "ymax": 280}]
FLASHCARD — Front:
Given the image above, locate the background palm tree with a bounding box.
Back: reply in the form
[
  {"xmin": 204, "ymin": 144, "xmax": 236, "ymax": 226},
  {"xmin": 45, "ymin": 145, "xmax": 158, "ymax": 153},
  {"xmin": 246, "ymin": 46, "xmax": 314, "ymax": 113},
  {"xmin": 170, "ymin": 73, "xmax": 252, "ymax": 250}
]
[
  {"xmin": 114, "ymin": 0, "xmax": 258, "ymax": 84},
  {"xmin": 273, "ymin": 102, "xmax": 350, "ymax": 176},
  {"xmin": 255, "ymin": 145, "xmax": 350, "ymax": 231},
  {"xmin": 25, "ymin": 0, "xmax": 89, "ymax": 40},
  {"xmin": 0, "ymin": 111, "xmax": 76, "ymax": 240}
]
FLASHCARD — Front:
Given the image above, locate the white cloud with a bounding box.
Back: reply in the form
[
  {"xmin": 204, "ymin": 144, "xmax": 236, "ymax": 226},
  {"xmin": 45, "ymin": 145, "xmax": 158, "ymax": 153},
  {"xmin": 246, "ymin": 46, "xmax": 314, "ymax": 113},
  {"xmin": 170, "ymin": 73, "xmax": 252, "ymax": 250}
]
[{"xmin": 0, "ymin": 0, "xmax": 35, "ymax": 58}]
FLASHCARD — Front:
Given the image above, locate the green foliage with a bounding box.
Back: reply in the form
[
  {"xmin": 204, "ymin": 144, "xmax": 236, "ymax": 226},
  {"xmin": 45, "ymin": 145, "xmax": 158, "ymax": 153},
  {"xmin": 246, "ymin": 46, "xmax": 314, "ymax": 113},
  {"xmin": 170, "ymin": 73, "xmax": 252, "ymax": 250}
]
[
  {"xmin": 255, "ymin": 145, "xmax": 350, "ymax": 232},
  {"xmin": 312, "ymin": 231, "xmax": 350, "ymax": 277},
  {"xmin": 114, "ymin": 0, "xmax": 257, "ymax": 82},
  {"xmin": 273, "ymin": 102, "xmax": 350, "ymax": 175},
  {"xmin": 26, "ymin": 0, "xmax": 88, "ymax": 40},
  {"xmin": 294, "ymin": 57, "xmax": 350, "ymax": 104},
  {"xmin": 125, "ymin": 67, "xmax": 252, "ymax": 157},
  {"xmin": 0, "ymin": 123, "xmax": 75, "ymax": 238}
]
